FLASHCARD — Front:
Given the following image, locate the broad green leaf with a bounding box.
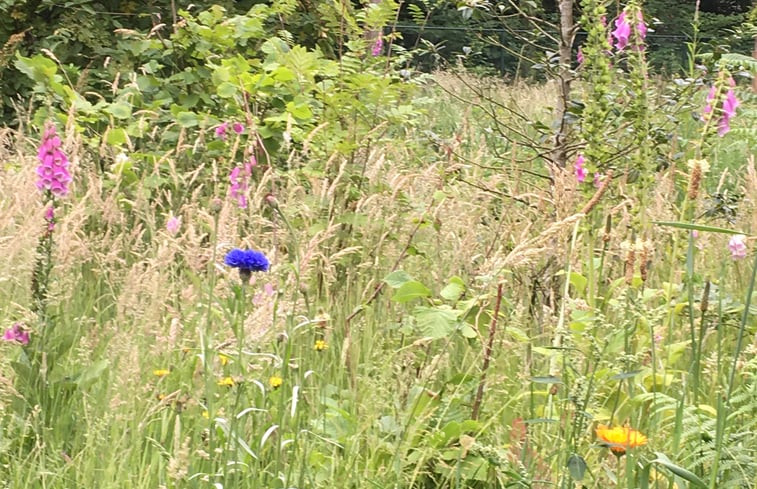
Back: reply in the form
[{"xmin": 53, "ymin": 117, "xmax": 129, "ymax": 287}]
[
  {"xmin": 106, "ymin": 128, "xmax": 128, "ymax": 146},
  {"xmin": 383, "ymin": 270, "xmax": 412, "ymax": 288},
  {"xmin": 440, "ymin": 276, "xmax": 466, "ymax": 301},
  {"xmin": 413, "ymin": 306, "xmax": 459, "ymax": 339},
  {"xmin": 106, "ymin": 102, "xmax": 132, "ymax": 120},
  {"xmin": 392, "ymin": 281, "xmax": 431, "ymax": 303},
  {"xmin": 176, "ymin": 111, "xmax": 199, "ymax": 128},
  {"xmin": 75, "ymin": 360, "xmax": 109, "ymax": 389},
  {"xmin": 567, "ymin": 453, "xmax": 587, "ymax": 481},
  {"xmin": 286, "ymin": 101, "xmax": 313, "ymax": 121},
  {"xmin": 217, "ymin": 82, "xmax": 238, "ymax": 98}
]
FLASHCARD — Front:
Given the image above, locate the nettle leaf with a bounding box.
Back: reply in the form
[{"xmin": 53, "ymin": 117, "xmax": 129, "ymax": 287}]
[
  {"xmin": 106, "ymin": 102, "xmax": 132, "ymax": 120},
  {"xmin": 383, "ymin": 270, "xmax": 413, "ymax": 288},
  {"xmin": 440, "ymin": 276, "xmax": 466, "ymax": 302},
  {"xmin": 216, "ymin": 82, "xmax": 238, "ymax": 98},
  {"xmin": 176, "ymin": 111, "xmax": 199, "ymax": 128},
  {"xmin": 413, "ymin": 306, "xmax": 462, "ymax": 339},
  {"xmin": 392, "ymin": 281, "xmax": 431, "ymax": 303}
]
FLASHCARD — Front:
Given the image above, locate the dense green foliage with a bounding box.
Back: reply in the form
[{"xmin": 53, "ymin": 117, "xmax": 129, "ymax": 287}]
[{"xmin": 1, "ymin": 0, "xmax": 756, "ymax": 488}]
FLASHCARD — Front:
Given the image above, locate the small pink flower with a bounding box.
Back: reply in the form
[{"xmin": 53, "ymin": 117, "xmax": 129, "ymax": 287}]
[
  {"xmin": 36, "ymin": 124, "xmax": 71, "ymax": 196},
  {"xmin": 215, "ymin": 122, "xmax": 229, "ymax": 140},
  {"xmin": 254, "ymin": 282, "xmax": 277, "ymax": 305},
  {"xmin": 612, "ymin": 12, "xmax": 631, "ymax": 51},
  {"xmin": 576, "ymin": 46, "xmax": 584, "ymax": 65},
  {"xmin": 574, "ymin": 154, "xmax": 588, "ymax": 183},
  {"xmin": 229, "ymin": 164, "xmax": 253, "ymax": 209},
  {"xmin": 232, "ymin": 122, "xmax": 245, "ymax": 134},
  {"xmin": 371, "ymin": 35, "xmax": 383, "ymax": 56},
  {"xmin": 593, "ymin": 172, "xmax": 604, "ymax": 188},
  {"xmin": 166, "ymin": 215, "xmax": 181, "ymax": 235},
  {"xmin": 636, "ymin": 11, "xmax": 647, "ymax": 40},
  {"xmin": 3, "ymin": 323, "xmax": 29, "ymax": 346},
  {"xmin": 728, "ymin": 234, "xmax": 748, "ymax": 260},
  {"xmin": 718, "ymin": 87, "xmax": 739, "ymax": 136},
  {"xmin": 45, "ymin": 206, "xmax": 55, "ymax": 231}
]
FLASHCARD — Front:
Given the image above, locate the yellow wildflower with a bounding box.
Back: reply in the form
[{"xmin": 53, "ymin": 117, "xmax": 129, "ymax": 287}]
[
  {"xmin": 219, "ymin": 354, "xmax": 230, "ymax": 366},
  {"xmin": 269, "ymin": 376, "xmax": 283, "ymax": 389},
  {"xmin": 153, "ymin": 369, "xmax": 170, "ymax": 377},
  {"xmin": 217, "ymin": 376, "xmax": 234, "ymax": 387},
  {"xmin": 202, "ymin": 410, "xmax": 209, "ymax": 419},
  {"xmin": 314, "ymin": 339, "xmax": 328, "ymax": 351},
  {"xmin": 596, "ymin": 424, "xmax": 648, "ymax": 455}
]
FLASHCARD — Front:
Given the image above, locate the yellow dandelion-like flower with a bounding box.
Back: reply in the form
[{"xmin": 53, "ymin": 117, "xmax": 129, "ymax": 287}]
[
  {"xmin": 314, "ymin": 339, "xmax": 328, "ymax": 351},
  {"xmin": 153, "ymin": 369, "xmax": 171, "ymax": 377},
  {"xmin": 202, "ymin": 410, "xmax": 209, "ymax": 419},
  {"xmin": 156, "ymin": 393, "xmax": 166, "ymax": 401},
  {"xmin": 217, "ymin": 376, "xmax": 234, "ymax": 387},
  {"xmin": 596, "ymin": 424, "xmax": 648, "ymax": 455},
  {"xmin": 269, "ymin": 376, "xmax": 283, "ymax": 389},
  {"xmin": 219, "ymin": 354, "xmax": 230, "ymax": 366}
]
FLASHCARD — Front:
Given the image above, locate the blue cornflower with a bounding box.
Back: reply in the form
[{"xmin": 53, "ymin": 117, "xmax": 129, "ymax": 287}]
[{"xmin": 224, "ymin": 249, "xmax": 270, "ymax": 273}]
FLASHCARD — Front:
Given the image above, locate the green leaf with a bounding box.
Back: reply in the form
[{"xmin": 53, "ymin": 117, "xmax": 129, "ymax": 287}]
[
  {"xmin": 531, "ymin": 376, "xmax": 562, "ymax": 384},
  {"xmin": 383, "ymin": 270, "xmax": 412, "ymax": 288},
  {"xmin": 217, "ymin": 82, "xmax": 238, "ymax": 98},
  {"xmin": 413, "ymin": 306, "xmax": 460, "ymax": 339},
  {"xmin": 640, "ymin": 453, "xmax": 707, "ymax": 489},
  {"xmin": 440, "ymin": 276, "xmax": 466, "ymax": 301},
  {"xmin": 106, "ymin": 128, "xmax": 128, "ymax": 146},
  {"xmin": 392, "ymin": 281, "xmax": 431, "ymax": 303},
  {"xmin": 652, "ymin": 221, "xmax": 745, "ymax": 235},
  {"xmin": 176, "ymin": 111, "xmax": 199, "ymax": 128},
  {"xmin": 106, "ymin": 102, "xmax": 132, "ymax": 120},
  {"xmin": 75, "ymin": 360, "xmax": 109, "ymax": 389},
  {"xmin": 610, "ymin": 370, "xmax": 642, "ymax": 380},
  {"xmin": 566, "ymin": 453, "xmax": 587, "ymax": 481},
  {"xmin": 286, "ymin": 101, "xmax": 313, "ymax": 121}
]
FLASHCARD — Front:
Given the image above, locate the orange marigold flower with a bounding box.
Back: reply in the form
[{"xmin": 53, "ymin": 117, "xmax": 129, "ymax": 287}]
[{"xmin": 596, "ymin": 424, "xmax": 648, "ymax": 455}]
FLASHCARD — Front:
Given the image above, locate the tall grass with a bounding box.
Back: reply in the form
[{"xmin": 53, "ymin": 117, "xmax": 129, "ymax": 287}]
[{"xmin": 1, "ymin": 78, "xmax": 756, "ymax": 488}]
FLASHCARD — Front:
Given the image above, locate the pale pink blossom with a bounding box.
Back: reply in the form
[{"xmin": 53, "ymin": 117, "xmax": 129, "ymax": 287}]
[
  {"xmin": 3, "ymin": 323, "xmax": 29, "ymax": 346},
  {"xmin": 574, "ymin": 154, "xmax": 588, "ymax": 183},
  {"xmin": 728, "ymin": 234, "xmax": 748, "ymax": 260},
  {"xmin": 166, "ymin": 215, "xmax": 181, "ymax": 235}
]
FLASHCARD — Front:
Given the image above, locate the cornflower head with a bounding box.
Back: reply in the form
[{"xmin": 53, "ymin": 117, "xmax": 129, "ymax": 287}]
[
  {"xmin": 224, "ymin": 248, "xmax": 269, "ymax": 282},
  {"xmin": 36, "ymin": 124, "xmax": 71, "ymax": 196},
  {"xmin": 3, "ymin": 323, "xmax": 30, "ymax": 346}
]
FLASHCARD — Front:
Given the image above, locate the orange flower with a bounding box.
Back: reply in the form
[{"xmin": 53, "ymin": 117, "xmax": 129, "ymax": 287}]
[{"xmin": 596, "ymin": 424, "xmax": 648, "ymax": 455}]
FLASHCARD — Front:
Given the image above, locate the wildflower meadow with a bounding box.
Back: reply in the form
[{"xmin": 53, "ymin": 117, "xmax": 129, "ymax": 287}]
[{"xmin": 1, "ymin": 1, "xmax": 756, "ymax": 488}]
